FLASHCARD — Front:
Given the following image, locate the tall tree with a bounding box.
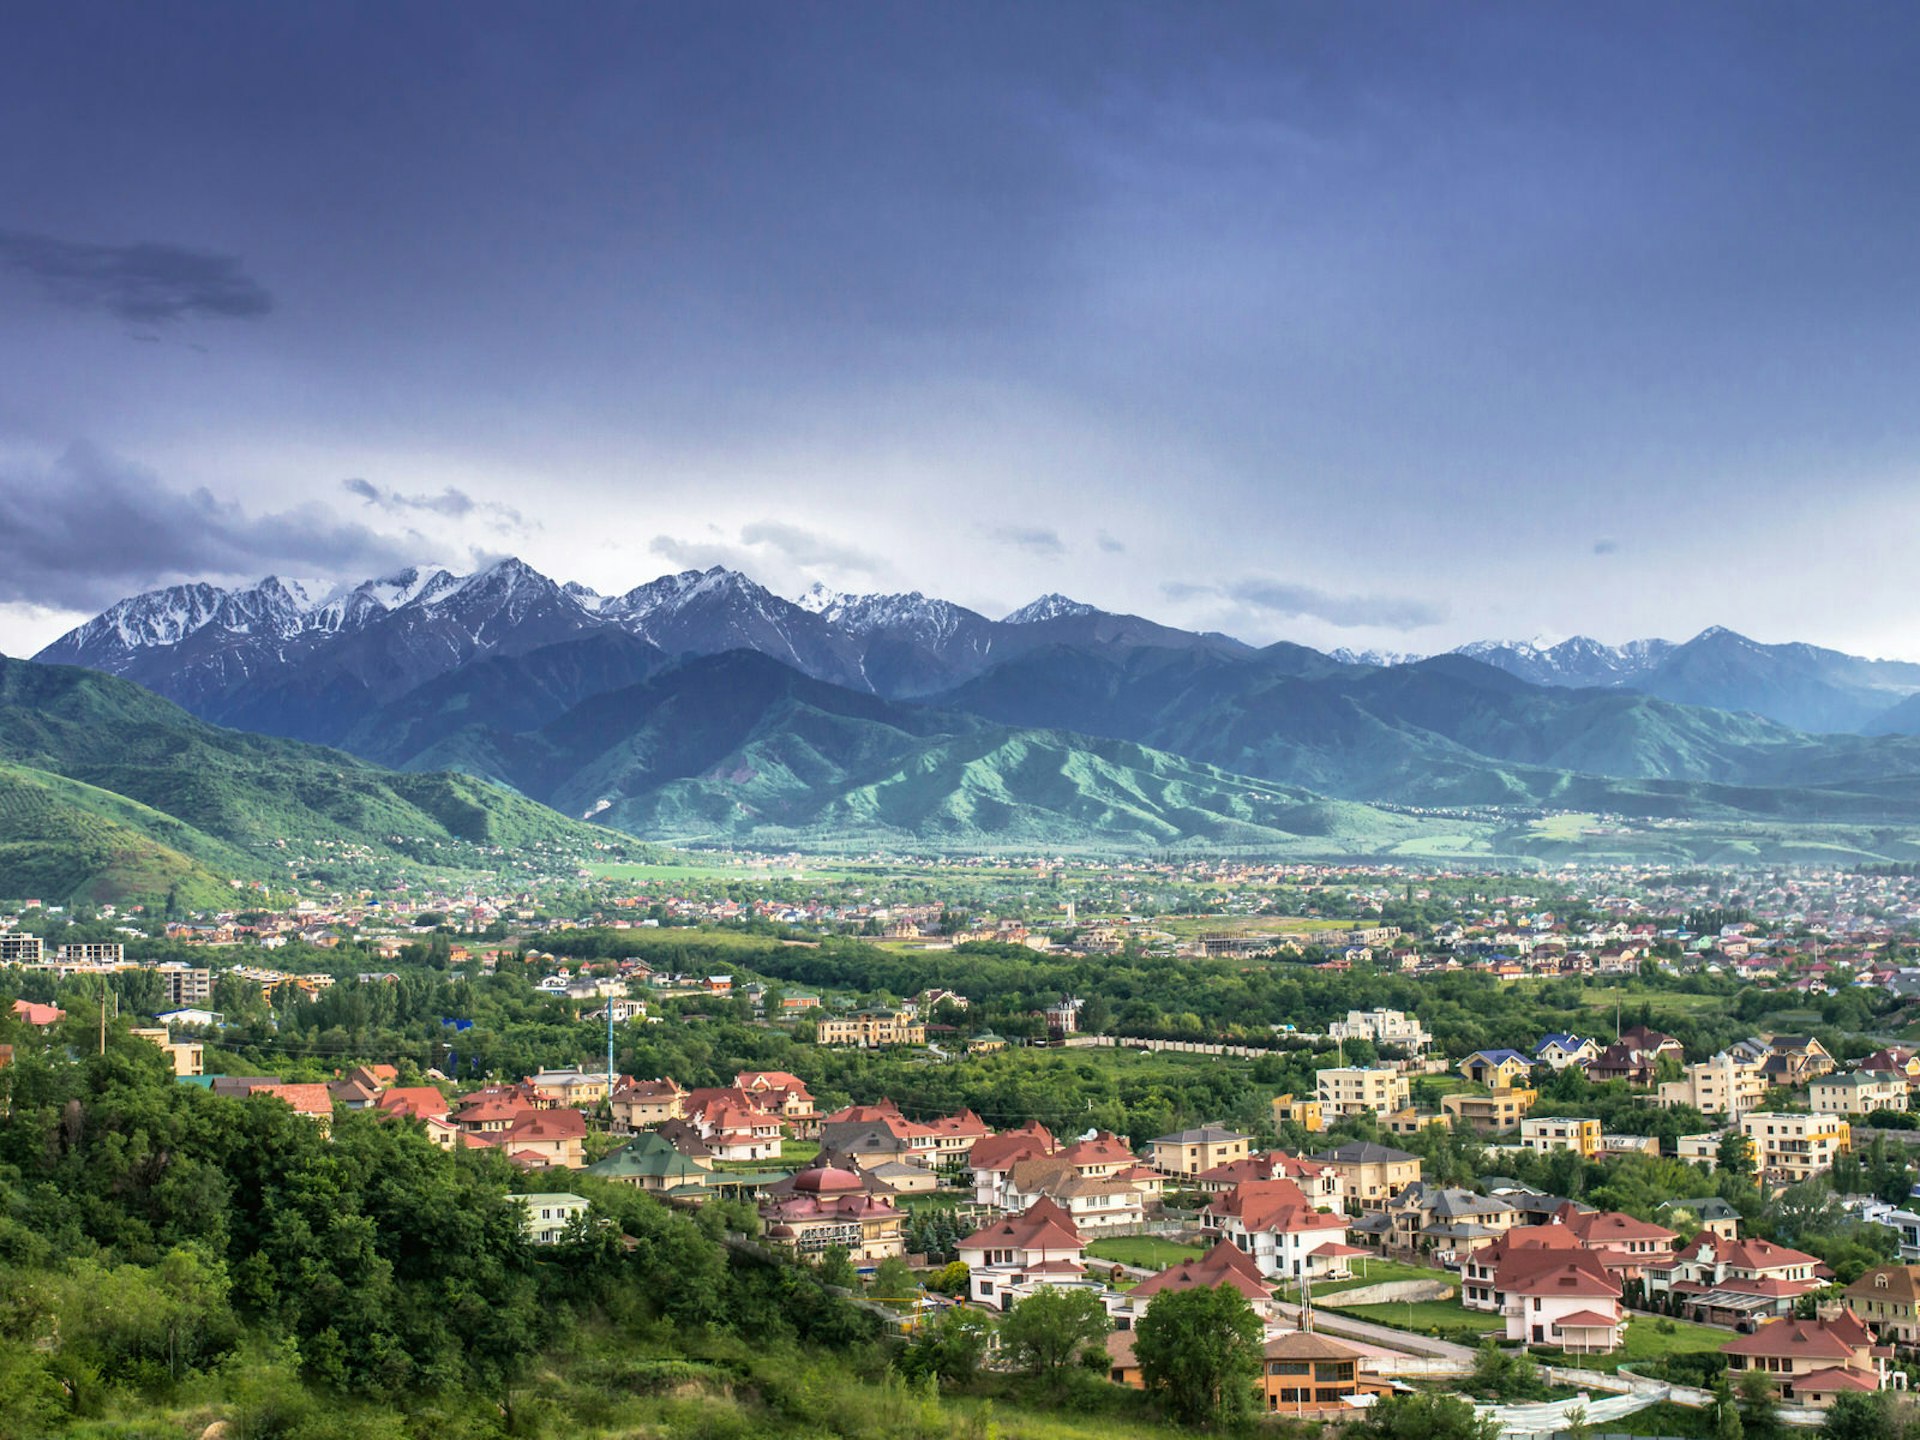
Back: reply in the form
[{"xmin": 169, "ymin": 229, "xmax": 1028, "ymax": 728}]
[
  {"xmin": 1133, "ymin": 1284, "xmax": 1263, "ymax": 1424},
  {"xmin": 998, "ymin": 1286, "xmax": 1110, "ymax": 1376}
]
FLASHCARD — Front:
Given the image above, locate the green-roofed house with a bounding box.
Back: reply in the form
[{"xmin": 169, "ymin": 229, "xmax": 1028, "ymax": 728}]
[
  {"xmin": 587, "ymin": 1131, "xmax": 714, "ymax": 1194},
  {"xmin": 967, "ymin": 1032, "xmax": 1009, "ymax": 1054}
]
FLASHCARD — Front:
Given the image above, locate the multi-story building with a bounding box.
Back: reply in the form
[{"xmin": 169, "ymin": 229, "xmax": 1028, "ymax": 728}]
[
  {"xmin": 1271, "ymin": 1093, "xmax": 1324, "ymax": 1132},
  {"xmin": 1533, "ymin": 1033, "xmax": 1600, "ymax": 1071},
  {"xmin": 1327, "ymin": 1009, "xmax": 1432, "ymax": 1053},
  {"xmin": 150, "ymin": 964, "xmax": 213, "ymax": 1007},
  {"xmin": 130, "ymin": 1026, "xmax": 204, "ymax": 1077},
  {"xmin": 1647, "ymin": 1235, "xmax": 1825, "ymax": 1325},
  {"xmin": 1442, "ymin": 1086, "xmax": 1536, "ymax": 1133},
  {"xmin": 55, "ymin": 942, "xmax": 124, "ymax": 964},
  {"xmin": 956, "ymin": 1199, "xmax": 1087, "ymax": 1309},
  {"xmin": 1676, "ymin": 1131, "xmax": 1725, "ymax": 1166},
  {"xmin": 815, "ymin": 1010, "xmax": 926, "ymax": 1047},
  {"xmin": 1314, "ymin": 1066, "xmax": 1410, "ymax": 1120},
  {"xmin": 1656, "ymin": 1052, "xmax": 1769, "ymax": 1118},
  {"xmin": 761, "ymin": 1166, "xmax": 907, "ymax": 1262},
  {"xmin": 1459, "ymin": 1050, "xmax": 1535, "ymax": 1089},
  {"xmin": 1520, "ymin": 1115, "xmax": 1603, "ymax": 1159},
  {"xmin": 1845, "ymin": 1266, "xmax": 1920, "ymax": 1346},
  {"xmin": 1146, "ymin": 1125, "xmax": 1251, "ymax": 1177},
  {"xmin": 1810, "ymin": 1070, "xmax": 1910, "ymax": 1117},
  {"xmin": 0, "ymin": 933, "xmax": 44, "ymax": 964},
  {"xmin": 1740, "ymin": 1112, "xmax": 1850, "ymax": 1185},
  {"xmin": 609, "ymin": 1077, "xmax": 688, "ymax": 1131},
  {"xmin": 1305, "ymin": 1141, "xmax": 1421, "ymax": 1213},
  {"xmin": 1203, "ymin": 1178, "xmax": 1351, "ymax": 1280}
]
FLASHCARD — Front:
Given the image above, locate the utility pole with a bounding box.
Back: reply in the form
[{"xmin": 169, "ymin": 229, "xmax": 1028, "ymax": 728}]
[{"xmin": 99, "ymin": 974, "xmax": 108, "ymax": 1055}]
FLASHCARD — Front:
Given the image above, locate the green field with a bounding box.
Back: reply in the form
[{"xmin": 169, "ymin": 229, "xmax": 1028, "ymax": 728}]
[
  {"xmin": 1544, "ymin": 1315, "xmax": 1730, "ymax": 1373},
  {"xmin": 1085, "ymin": 1237, "xmax": 1205, "ymax": 1270}
]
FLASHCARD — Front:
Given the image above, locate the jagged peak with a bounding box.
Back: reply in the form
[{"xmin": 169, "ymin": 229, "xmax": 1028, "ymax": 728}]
[{"xmin": 1003, "ymin": 593, "xmax": 1097, "ymax": 625}]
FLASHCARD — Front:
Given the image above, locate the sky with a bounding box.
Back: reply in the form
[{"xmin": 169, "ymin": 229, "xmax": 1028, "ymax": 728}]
[{"xmin": 5, "ymin": 2, "xmax": 1920, "ymax": 660}]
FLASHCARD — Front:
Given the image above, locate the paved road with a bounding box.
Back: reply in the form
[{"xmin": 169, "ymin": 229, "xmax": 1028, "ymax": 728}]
[{"xmin": 1273, "ymin": 1301, "xmax": 1481, "ymax": 1363}]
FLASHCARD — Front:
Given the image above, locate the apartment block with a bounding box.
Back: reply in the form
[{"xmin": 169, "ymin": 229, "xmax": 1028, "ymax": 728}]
[
  {"xmin": 1809, "ymin": 1071, "xmax": 1910, "ymax": 1117},
  {"xmin": 1739, "ymin": 1112, "xmax": 1850, "ymax": 1185},
  {"xmin": 56, "ymin": 942, "xmax": 125, "ymax": 964},
  {"xmin": 1315, "ymin": 1066, "xmax": 1411, "ymax": 1120},
  {"xmin": 1656, "ymin": 1053, "xmax": 1769, "ymax": 1119},
  {"xmin": 151, "ymin": 964, "xmax": 214, "ymax": 1007},
  {"xmin": 0, "ymin": 933, "xmax": 44, "ymax": 964},
  {"xmin": 1520, "ymin": 1115, "xmax": 1603, "ymax": 1159}
]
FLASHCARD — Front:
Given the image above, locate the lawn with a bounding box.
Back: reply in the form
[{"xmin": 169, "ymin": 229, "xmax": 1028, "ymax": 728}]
[
  {"xmin": 1312, "ymin": 1258, "xmax": 1455, "ymax": 1295},
  {"xmin": 1085, "ymin": 1237, "xmax": 1205, "ymax": 1270},
  {"xmin": 1543, "ymin": 1315, "xmax": 1729, "ymax": 1374},
  {"xmin": 1336, "ymin": 1298, "xmax": 1502, "ymax": 1343}
]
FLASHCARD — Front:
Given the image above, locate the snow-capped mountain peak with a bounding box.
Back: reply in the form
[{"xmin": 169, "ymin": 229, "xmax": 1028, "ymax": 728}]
[
  {"xmin": 794, "ymin": 581, "xmax": 846, "ymax": 616},
  {"xmin": 1003, "ymin": 593, "xmax": 1096, "ymax": 625}
]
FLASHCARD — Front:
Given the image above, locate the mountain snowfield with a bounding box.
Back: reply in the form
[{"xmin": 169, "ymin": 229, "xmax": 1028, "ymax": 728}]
[{"xmin": 34, "ymin": 556, "xmax": 1920, "ymax": 740}]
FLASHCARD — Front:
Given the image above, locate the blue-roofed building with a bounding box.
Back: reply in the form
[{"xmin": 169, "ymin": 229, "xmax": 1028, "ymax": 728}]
[{"xmin": 1534, "ymin": 1034, "xmax": 1601, "ymax": 1071}]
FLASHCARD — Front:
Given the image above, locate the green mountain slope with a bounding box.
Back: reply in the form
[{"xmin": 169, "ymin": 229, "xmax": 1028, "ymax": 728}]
[
  {"xmin": 0, "ymin": 761, "xmax": 243, "ymax": 907},
  {"xmin": 0, "ymin": 656, "xmax": 630, "ymax": 904},
  {"xmin": 399, "ymin": 651, "xmax": 1492, "ymax": 853}
]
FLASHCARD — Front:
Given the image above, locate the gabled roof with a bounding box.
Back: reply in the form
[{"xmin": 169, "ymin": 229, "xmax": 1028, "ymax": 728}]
[
  {"xmin": 1673, "ymin": 1235, "xmax": 1819, "ymax": 1273},
  {"xmin": 1493, "ymin": 1247, "xmax": 1622, "ymax": 1300},
  {"xmin": 1722, "ymin": 1312, "xmax": 1870, "ymax": 1361},
  {"xmin": 506, "ymin": 1108, "xmax": 587, "ymax": 1142},
  {"xmin": 1263, "ymin": 1331, "xmax": 1364, "ymax": 1361},
  {"xmin": 968, "ymin": 1122, "xmax": 1054, "ymax": 1171},
  {"xmin": 377, "ymin": 1085, "xmax": 450, "ymax": 1119},
  {"xmin": 1559, "ymin": 1207, "xmax": 1679, "ymax": 1247},
  {"xmin": 1846, "ymin": 1266, "xmax": 1920, "ymax": 1306},
  {"xmin": 1555, "ymin": 1308, "xmax": 1623, "ymax": 1329},
  {"xmin": 1207, "ymin": 1179, "xmax": 1345, "ymax": 1234},
  {"xmin": 957, "ymin": 1198, "xmax": 1084, "ymax": 1255},
  {"xmin": 1467, "ymin": 1049, "xmax": 1534, "ymax": 1067},
  {"xmin": 249, "ymin": 1082, "xmax": 333, "ymax": 1117},
  {"xmin": 1127, "ymin": 1240, "xmax": 1274, "ymax": 1303}
]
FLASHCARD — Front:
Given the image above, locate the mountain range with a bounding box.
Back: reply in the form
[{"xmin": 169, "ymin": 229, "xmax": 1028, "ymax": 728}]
[{"xmin": 28, "ymin": 558, "xmax": 1920, "ymax": 868}]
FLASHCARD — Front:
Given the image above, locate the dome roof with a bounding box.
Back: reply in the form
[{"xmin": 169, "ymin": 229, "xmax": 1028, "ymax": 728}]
[{"xmin": 792, "ymin": 1165, "xmax": 864, "ymax": 1194}]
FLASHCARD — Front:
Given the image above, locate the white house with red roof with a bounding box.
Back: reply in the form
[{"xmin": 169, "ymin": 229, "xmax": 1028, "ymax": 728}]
[
  {"xmin": 967, "ymin": 1122, "xmax": 1056, "ymax": 1205},
  {"xmin": 1553, "ymin": 1204, "xmax": 1679, "ymax": 1281},
  {"xmin": 1461, "ymin": 1226, "xmax": 1588, "ymax": 1312},
  {"xmin": 1202, "ymin": 1178, "xmax": 1350, "ymax": 1280},
  {"xmin": 1646, "ymin": 1234, "xmax": 1826, "ymax": 1326},
  {"xmin": 957, "ymin": 1199, "xmax": 1092, "ymax": 1310},
  {"xmin": 734, "ymin": 1070, "xmax": 817, "ymax": 1135},
  {"xmin": 1495, "ymin": 1247, "xmax": 1625, "ymax": 1352}
]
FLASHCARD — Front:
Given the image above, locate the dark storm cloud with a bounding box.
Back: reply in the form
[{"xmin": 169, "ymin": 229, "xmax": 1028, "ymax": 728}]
[
  {"xmin": 0, "ymin": 230, "xmax": 272, "ymax": 323},
  {"xmin": 991, "ymin": 525, "xmax": 1067, "ymax": 556},
  {"xmin": 341, "ymin": 477, "xmax": 528, "ymax": 530},
  {"xmin": 1168, "ymin": 578, "xmax": 1446, "ymax": 631},
  {"xmin": 0, "ymin": 445, "xmax": 424, "ymax": 609}
]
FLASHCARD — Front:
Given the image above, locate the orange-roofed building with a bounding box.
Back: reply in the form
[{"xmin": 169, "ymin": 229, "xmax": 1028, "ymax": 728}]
[
  {"xmin": 1055, "ymin": 1130, "xmax": 1135, "ymax": 1178},
  {"xmin": 968, "ymin": 1122, "xmax": 1056, "ymax": 1205},
  {"xmin": 11, "ymin": 999, "xmax": 63, "ymax": 1027},
  {"xmin": 1463, "ymin": 1225, "xmax": 1586, "ymax": 1311},
  {"xmin": 1554, "ymin": 1204, "xmax": 1679, "ymax": 1280},
  {"xmin": 1647, "ymin": 1233, "xmax": 1826, "ymax": 1326}
]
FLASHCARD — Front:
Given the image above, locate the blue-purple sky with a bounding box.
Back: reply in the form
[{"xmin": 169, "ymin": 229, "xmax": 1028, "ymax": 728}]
[{"xmin": 6, "ymin": 2, "xmax": 1920, "ymax": 658}]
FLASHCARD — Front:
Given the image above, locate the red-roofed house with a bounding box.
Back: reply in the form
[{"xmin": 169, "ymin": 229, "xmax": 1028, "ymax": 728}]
[
  {"xmin": 968, "ymin": 1122, "xmax": 1055, "ymax": 1205},
  {"xmin": 735, "ymin": 1070, "xmax": 817, "ymax": 1135},
  {"xmin": 249, "ymin": 1083, "xmax": 335, "ymax": 1137},
  {"xmin": 1646, "ymin": 1234, "xmax": 1825, "ymax": 1325},
  {"xmin": 1721, "ymin": 1310, "xmax": 1887, "ymax": 1409},
  {"xmin": 1554, "ymin": 1204, "xmax": 1680, "ymax": 1280},
  {"xmin": 377, "ymin": 1086, "xmax": 452, "ymax": 1122},
  {"xmin": 11, "ymin": 999, "xmax": 63, "ymax": 1027},
  {"xmin": 610, "ymin": 1076, "xmax": 688, "ymax": 1131},
  {"xmin": 956, "ymin": 1199, "xmax": 1089, "ymax": 1310},
  {"xmin": 1118, "ymin": 1239, "xmax": 1278, "ymax": 1327},
  {"xmin": 503, "ymin": 1108, "xmax": 587, "ymax": 1168},
  {"xmin": 1203, "ymin": 1179, "xmax": 1350, "ymax": 1281},
  {"xmin": 1462, "ymin": 1226, "xmax": 1587, "ymax": 1312},
  {"xmin": 1495, "ymin": 1248, "xmax": 1625, "ymax": 1351}
]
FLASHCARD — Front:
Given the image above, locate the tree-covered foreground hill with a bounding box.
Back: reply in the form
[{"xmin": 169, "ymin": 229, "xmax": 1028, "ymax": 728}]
[{"xmin": 0, "ymin": 1012, "xmax": 1222, "ymax": 1440}]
